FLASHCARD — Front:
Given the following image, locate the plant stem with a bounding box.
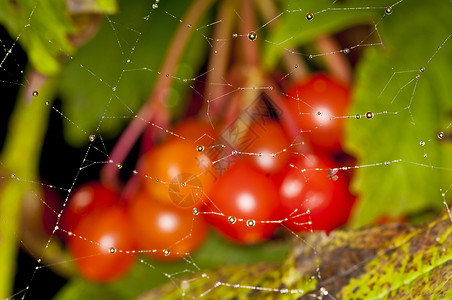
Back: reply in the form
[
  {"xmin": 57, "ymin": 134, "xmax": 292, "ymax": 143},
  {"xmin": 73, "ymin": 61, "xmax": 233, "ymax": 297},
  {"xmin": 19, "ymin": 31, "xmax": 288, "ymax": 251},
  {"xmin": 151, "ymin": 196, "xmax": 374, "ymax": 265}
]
[
  {"xmin": 240, "ymin": 0, "xmax": 259, "ymax": 66},
  {"xmin": 202, "ymin": 0, "xmax": 236, "ymax": 123},
  {"xmin": 0, "ymin": 69, "xmax": 56, "ymax": 298},
  {"xmin": 101, "ymin": 0, "xmax": 216, "ymax": 186},
  {"xmin": 263, "ymin": 77, "xmax": 303, "ymax": 143},
  {"xmin": 254, "ymin": 0, "xmax": 308, "ymax": 81},
  {"xmin": 315, "ymin": 35, "xmax": 352, "ymax": 83}
]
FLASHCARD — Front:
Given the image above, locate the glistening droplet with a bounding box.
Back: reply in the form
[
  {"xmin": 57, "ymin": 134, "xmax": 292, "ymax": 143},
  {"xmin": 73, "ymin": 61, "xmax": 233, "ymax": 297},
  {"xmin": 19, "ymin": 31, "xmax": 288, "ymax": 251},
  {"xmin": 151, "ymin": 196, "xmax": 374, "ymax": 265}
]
[
  {"xmin": 246, "ymin": 219, "xmax": 256, "ymax": 227},
  {"xmin": 248, "ymin": 31, "xmax": 257, "ymax": 41},
  {"xmin": 365, "ymin": 111, "xmax": 374, "ymax": 119}
]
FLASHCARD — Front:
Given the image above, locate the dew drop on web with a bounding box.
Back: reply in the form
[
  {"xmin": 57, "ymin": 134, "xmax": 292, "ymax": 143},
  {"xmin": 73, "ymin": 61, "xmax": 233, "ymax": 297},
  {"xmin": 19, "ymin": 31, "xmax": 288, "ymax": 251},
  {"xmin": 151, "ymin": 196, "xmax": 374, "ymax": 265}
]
[{"xmin": 248, "ymin": 31, "xmax": 257, "ymax": 41}]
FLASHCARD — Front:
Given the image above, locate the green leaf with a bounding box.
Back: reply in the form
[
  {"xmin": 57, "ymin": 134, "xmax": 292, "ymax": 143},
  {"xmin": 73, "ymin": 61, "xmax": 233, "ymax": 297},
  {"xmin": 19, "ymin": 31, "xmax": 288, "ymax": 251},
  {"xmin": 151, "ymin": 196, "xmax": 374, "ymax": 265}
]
[
  {"xmin": 138, "ymin": 213, "xmax": 451, "ymax": 299},
  {"xmin": 0, "ymin": 0, "xmax": 74, "ymax": 75},
  {"xmin": 345, "ymin": 0, "xmax": 452, "ymax": 226},
  {"xmin": 262, "ymin": 0, "xmax": 378, "ymax": 69},
  {"xmin": 53, "ymin": 232, "xmax": 290, "ymax": 300},
  {"xmin": 66, "ymin": 0, "xmax": 117, "ymax": 14},
  {"xmin": 59, "ymin": 0, "xmax": 210, "ymax": 146}
]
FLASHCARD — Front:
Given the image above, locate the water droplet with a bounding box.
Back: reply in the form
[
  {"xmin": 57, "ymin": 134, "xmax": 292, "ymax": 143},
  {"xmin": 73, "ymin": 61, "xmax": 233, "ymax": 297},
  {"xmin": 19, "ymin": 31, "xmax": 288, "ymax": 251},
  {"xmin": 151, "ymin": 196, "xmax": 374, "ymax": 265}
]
[
  {"xmin": 232, "ymin": 150, "xmax": 238, "ymax": 155},
  {"xmin": 68, "ymin": 231, "xmax": 73, "ymax": 236},
  {"xmin": 89, "ymin": 135, "xmax": 96, "ymax": 141},
  {"xmin": 44, "ymin": 101, "xmax": 49, "ymax": 106},
  {"xmin": 320, "ymin": 287, "xmax": 328, "ymax": 295},
  {"xmin": 419, "ymin": 141, "xmax": 425, "ymax": 146},
  {"xmin": 181, "ymin": 280, "xmax": 189, "ymax": 290},
  {"xmin": 365, "ymin": 111, "xmax": 374, "ymax": 119},
  {"xmin": 152, "ymin": 3, "xmax": 158, "ymax": 9},
  {"xmin": 180, "ymin": 182, "xmax": 186, "ymax": 187},
  {"xmin": 116, "ymin": 163, "xmax": 123, "ymax": 169},
  {"xmin": 420, "ymin": 67, "xmax": 425, "ymax": 72},
  {"xmin": 228, "ymin": 216, "xmax": 236, "ymax": 224},
  {"xmin": 246, "ymin": 219, "xmax": 256, "ymax": 227},
  {"xmin": 384, "ymin": 161, "xmax": 390, "ymax": 165},
  {"xmin": 193, "ymin": 208, "xmax": 199, "ymax": 215},
  {"xmin": 355, "ymin": 114, "xmax": 361, "ymax": 119},
  {"xmin": 343, "ymin": 48, "xmax": 350, "ymax": 54},
  {"xmin": 248, "ymin": 31, "xmax": 257, "ymax": 41},
  {"xmin": 317, "ymin": 111, "xmax": 321, "ymax": 115},
  {"xmin": 133, "ymin": 170, "xmax": 138, "ymax": 174},
  {"xmin": 163, "ymin": 249, "xmax": 170, "ymax": 256},
  {"xmin": 187, "ymin": 24, "xmax": 192, "ymax": 28},
  {"xmin": 79, "ymin": 63, "xmax": 84, "ymax": 67},
  {"xmin": 232, "ymin": 33, "xmax": 238, "ymax": 38},
  {"xmin": 294, "ymin": 64, "xmax": 298, "ymax": 69},
  {"xmin": 424, "ymin": 153, "xmax": 428, "ymax": 158},
  {"xmin": 11, "ymin": 174, "xmax": 15, "ymax": 178},
  {"xmin": 32, "ymin": 91, "xmax": 38, "ymax": 97},
  {"xmin": 109, "ymin": 247, "xmax": 116, "ymax": 254},
  {"xmin": 197, "ymin": 145, "xmax": 204, "ymax": 152},
  {"xmin": 306, "ymin": 209, "xmax": 311, "ymax": 214},
  {"xmin": 308, "ymin": 54, "xmax": 313, "ymax": 59},
  {"xmin": 437, "ymin": 132, "xmax": 445, "ymax": 139},
  {"xmin": 306, "ymin": 13, "xmax": 314, "ymax": 20},
  {"xmin": 289, "ymin": 163, "xmax": 294, "ymax": 168},
  {"xmin": 385, "ymin": 7, "xmax": 392, "ymax": 15}
]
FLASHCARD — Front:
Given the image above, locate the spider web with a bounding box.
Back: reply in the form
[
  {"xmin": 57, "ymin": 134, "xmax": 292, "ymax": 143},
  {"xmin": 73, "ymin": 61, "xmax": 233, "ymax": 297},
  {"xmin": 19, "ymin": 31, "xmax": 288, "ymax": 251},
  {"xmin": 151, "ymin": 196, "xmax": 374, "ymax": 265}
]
[{"xmin": 0, "ymin": 0, "xmax": 451, "ymax": 299}]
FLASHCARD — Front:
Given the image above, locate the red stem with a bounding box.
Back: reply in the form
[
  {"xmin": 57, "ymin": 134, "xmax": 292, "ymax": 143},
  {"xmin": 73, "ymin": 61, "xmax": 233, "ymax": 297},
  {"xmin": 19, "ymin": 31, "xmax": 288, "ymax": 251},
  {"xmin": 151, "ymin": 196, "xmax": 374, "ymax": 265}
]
[
  {"xmin": 315, "ymin": 34, "xmax": 352, "ymax": 83},
  {"xmin": 240, "ymin": 0, "xmax": 259, "ymax": 66},
  {"xmin": 201, "ymin": 0, "xmax": 235, "ymax": 122},
  {"xmin": 263, "ymin": 77, "xmax": 301, "ymax": 143},
  {"xmin": 254, "ymin": 0, "xmax": 308, "ymax": 82},
  {"xmin": 101, "ymin": 0, "xmax": 216, "ymax": 187}
]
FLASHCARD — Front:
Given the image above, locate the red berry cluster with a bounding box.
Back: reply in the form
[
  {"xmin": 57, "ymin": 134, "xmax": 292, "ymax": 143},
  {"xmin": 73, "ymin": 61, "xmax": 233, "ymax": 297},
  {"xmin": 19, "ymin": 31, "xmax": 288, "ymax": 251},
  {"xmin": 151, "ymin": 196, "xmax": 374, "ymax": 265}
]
[{"xmin": 60, "ymin": 72, "xmax": 355, "ymax": 282}]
